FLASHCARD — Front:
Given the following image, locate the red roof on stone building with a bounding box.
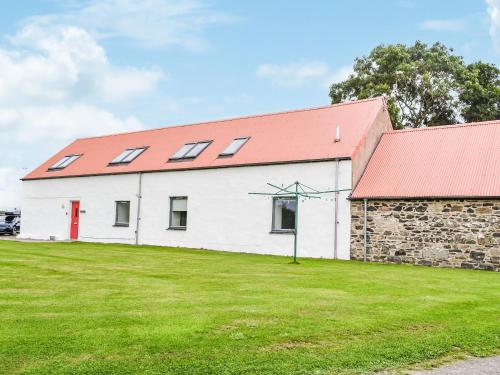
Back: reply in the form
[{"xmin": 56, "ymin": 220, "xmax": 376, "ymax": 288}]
[{"xmin": 352, "ymin": 120, "xmax": 500, "ymax": 198}]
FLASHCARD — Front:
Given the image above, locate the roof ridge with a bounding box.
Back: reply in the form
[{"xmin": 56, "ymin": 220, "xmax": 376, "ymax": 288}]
[
  {"xmin": 77, "ymin": 97, "xmax": 385, "ymax": 141},
  {"xmin": 385, "ymin": 120, "xmax": 500, "ymax": 135}
]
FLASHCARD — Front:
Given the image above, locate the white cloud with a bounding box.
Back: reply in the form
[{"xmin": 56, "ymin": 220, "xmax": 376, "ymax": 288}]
[
  {"xmin": 99, "ymin": 67, "xmax": 165, "ymax": 102},
  {"xmin": 419, "ymin": 19, "xmax": 466, "ymax": 31},
  {"xmin": 0, "ymin": 167, "xmax": 25, "ymax": 209},
  {"xmin": 0, "ymin": 24, "xmax": 164, "ymax": 105},
  {"xmin": 0, "ymin": 23, "xmax": 158, "ymax": 142},
  {"xmin": 256, "ymin": 61, "xmax": 352, "ymax": 88},
  {"xmin": 326, "ymin": 66, "xmax": 354, "ymax": 86},
  {"xmin": 4, "ymin": 105, "xmax": 145, "ymax": 144},
  {"xmin": 486, "ymin": 0, "xmax": 500, "ymax": 50},
  {"xmin": 24, "ymin": 0, "xmax": 234, "ymax": 51}
]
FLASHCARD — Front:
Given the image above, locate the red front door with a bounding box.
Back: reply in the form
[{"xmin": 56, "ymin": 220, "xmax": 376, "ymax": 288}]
[{"xmin": 70, "ymin": 201, "xmax": 80, "ymax": 240}]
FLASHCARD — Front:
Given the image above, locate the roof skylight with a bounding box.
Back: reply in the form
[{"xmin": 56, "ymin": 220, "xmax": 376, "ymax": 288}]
[
  {"xmin": 109, "ymin": 147, "xmax": 146, "ymax": 165},
  {"xmin": 169, "ymin": 141, "xmax": 212, "ymax": 161},
  {"xmin": 219, "ymin": 137, "xmax": 249, "ymax": 157},
  {"xmin": 48, "ymin": 155, "xmax": 81, "ymax": 170}
]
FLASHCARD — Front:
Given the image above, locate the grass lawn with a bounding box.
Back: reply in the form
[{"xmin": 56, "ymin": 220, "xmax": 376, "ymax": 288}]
[{"xmin": 0, "ymin": 241, "xmax": 499, "ymax": 374}]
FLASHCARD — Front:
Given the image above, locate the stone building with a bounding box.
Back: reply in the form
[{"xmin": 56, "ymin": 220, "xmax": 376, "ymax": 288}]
[{"xmin": 351, "ymin": 120, "xmax": 500, "ymax": 271}]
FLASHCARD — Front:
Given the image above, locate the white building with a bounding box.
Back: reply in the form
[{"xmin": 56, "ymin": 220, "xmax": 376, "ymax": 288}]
[{"xmin": 21, "ymin": 97, "xmax": 392, "ymax": 259}]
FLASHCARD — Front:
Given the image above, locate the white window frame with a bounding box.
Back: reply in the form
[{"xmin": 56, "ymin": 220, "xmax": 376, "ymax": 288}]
[
  {"xmin": 169, "ymin": 141, "xmax": 212, "ymax": 161},
  {"xmin": 168, "ymin": 197, "xmax": 188, "ymax": 230},
  {"xmin": 48, "ymin": 154, "xmax": 81, "ymax": 170},
  {"xmin": 219, "ymin": 137, "xmax": 250, "ymax": 157},
  {"xmin": 271, "ymin": 196, "xmax": 297, "ymax": 233},
  {"xmin": 114, "ymin": 201, "xmax": 130, "ymax": 226},
  {"xmin": 109, "ymin": 147, "xmax": 147, "ymax": 165}
]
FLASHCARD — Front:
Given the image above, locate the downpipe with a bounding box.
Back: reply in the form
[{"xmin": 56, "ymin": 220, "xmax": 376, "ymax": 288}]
[
  {"xmin": 363, "ymin": 198, "xmax": 368, "ymax": 262},
  {"xmin": 334, "ymin": 159, "xmax": 340, "ymax": 259},
  {"xmin": 135, "ymin": 172, "xmax": 143, "ymax": 245}
]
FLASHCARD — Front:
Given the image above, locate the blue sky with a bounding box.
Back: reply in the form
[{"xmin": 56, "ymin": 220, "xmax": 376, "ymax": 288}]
[{"xmin": 1, "ymin": 0, "xmax": 499, "ymax": 208}]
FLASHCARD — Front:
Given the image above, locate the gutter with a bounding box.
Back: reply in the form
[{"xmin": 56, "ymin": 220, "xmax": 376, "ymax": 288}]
[
  {"xmin": 350, "ymin": 195, "xmax": 500, "ymax": 200},
  {"xmin": 22, "ymin": 157, "xmax": 351, "ymax": 181}
]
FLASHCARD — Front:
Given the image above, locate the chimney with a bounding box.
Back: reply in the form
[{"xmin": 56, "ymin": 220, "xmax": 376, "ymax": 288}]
[{"xmin": 335, "ymin": 125, "xmax": 341, "ymax": 142}]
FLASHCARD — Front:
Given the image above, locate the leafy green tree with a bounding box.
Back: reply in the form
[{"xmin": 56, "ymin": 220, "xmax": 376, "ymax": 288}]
[
  {"xmin": 459, "ymin": 62, "xmax": 500, "ymax": 123},
  {"xmin": 329, "ymin": 41, "xmax": 499, "ymax": 129}
]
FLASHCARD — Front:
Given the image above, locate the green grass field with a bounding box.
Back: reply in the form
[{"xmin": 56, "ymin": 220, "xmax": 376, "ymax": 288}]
[{"xmin": 0, "ymin": 240, "xmax": 499, "ymax": 374}]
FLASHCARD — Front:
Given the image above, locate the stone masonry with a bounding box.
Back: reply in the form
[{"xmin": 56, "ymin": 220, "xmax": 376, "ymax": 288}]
[{"xmin": 351, "ymin": 199, "xmax": 500, "ymax": 271}]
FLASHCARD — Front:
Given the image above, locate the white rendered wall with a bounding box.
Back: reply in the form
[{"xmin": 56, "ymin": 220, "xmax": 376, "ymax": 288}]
[
  {"xmin": 20, "ymin": 161, "xmax": 352, "ymax": 259},
  {"xmin": 21, "ymin": 174, "xmax": 138, "ymax": 244}
]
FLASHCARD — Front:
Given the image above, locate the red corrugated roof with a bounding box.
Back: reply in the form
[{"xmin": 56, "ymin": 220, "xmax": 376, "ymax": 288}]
[
  {"xmin": 352, "ymin": 120, "xmax": 500, "ymax": 199},
  {"xmin": 24, "ymin": 97, "xmax": 387, "ymax": 180}
]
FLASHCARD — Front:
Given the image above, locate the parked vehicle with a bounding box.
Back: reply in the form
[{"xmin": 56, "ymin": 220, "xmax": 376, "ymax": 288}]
[{"xmin": 0, "ymin": 213, "xmax": 20, "ymax": 235}]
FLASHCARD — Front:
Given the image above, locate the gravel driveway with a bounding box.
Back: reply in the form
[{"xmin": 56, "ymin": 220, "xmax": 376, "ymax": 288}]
[
  {"xmin": 408, "ymin": 356, "xmax": 500, "ymax": 374},
  {"xmin": 0, "ymin": 235, "xmax": 18, "ymax": 240}
]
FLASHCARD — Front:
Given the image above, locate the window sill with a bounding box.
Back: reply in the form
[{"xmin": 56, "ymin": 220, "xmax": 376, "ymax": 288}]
[
  {"xmin": 270, "ymin": 230, "xmax": 295, "ymax": 234},
  {"xmin": 167, "ymin": 226, "xmax": 187, "ymax": 231},
  {"xmin": 113, "ymin": 224, "xmax": 129, "ymax": 227}
]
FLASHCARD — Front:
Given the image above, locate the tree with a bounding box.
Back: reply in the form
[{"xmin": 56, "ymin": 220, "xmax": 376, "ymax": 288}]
[
  {"xmin": 329, "ymin": 41, "xmax": 499, "ymax": 129},
  {"xmin": 459, "ymin": 62, "xmax": 500, "ymax": 123}
]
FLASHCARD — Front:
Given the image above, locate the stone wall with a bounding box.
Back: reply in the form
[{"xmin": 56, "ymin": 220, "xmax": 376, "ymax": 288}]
[{"xmin": 351, "ymin": 199, "xmax": 500, "ymax": 271}]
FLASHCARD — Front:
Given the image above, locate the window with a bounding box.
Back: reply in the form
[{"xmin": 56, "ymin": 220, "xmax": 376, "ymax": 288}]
[
  {"xmin": 169, "ymin": 197, "xmax": 187, "ymax": 229},
  {"xmin": 171, "ymin": 143, "xmax": 195, "ymax": 159},
  {"xmin": 219, "ymin": 137, "xmax": 249, "ymax": 157},
  {"xmin": 115, "ymin": 201, "xmax": 130, "ymax": 226},
  {"xmin": 169, "ymin": 141, "xmax": 211, "ymax": 161},
  {"xmin": 109, "ymin": 147, "xmax": 146, "ymax": 165},
  {"xmin": 184, "ymin": 142, "xmax": 211, "ymax": 158},
  {"xmin": 272, "ymin": 197, "xmax": 296, "ymax": 232},
  {"xmin": 48, "ymin": 155, "xmax": 81, "ymax": 170}
]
